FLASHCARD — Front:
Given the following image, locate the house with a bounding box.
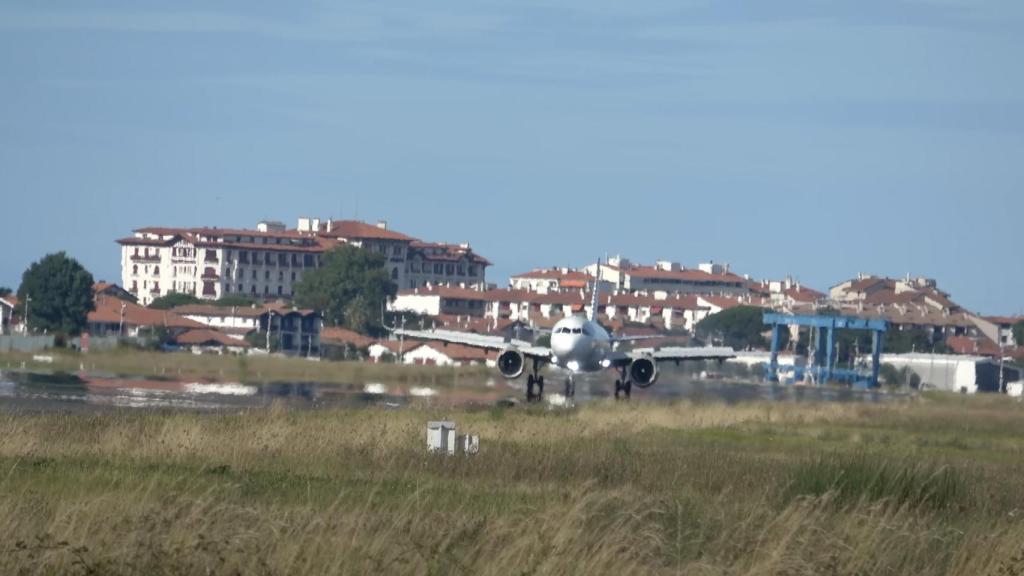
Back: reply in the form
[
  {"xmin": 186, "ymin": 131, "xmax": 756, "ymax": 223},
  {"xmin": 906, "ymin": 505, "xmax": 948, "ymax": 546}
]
[
  {"xmin": 172, "ymin": 303, "xmax": 322, "ymax": 357},
  {"xmin": 400, "ymin": 342, "xmax": 495, "ymax": 367},
  {"xmin": 93, "ymin": 282, "xmax": 137, "ymax": 303},
  {"xmin": 973, "ymin": 316, "xmax": 1024, "ymax": 349},
  {"xmin": 175, "ymin": 329, "xmax": 250, "ymax": 354},
  {"xmin": 584, "ymin": 258, "xmax": 748, "ymax": 296},
  {"xmin": 321, "ymin": 327, "xmax": 377, "ymax": 360},
  {"xmin": 509, "ymin": 268, "xmax": 599, "ymax": 293},
  {"xmin": 87, "ymin": 294, "xmax": 206, "ymax": 338}
]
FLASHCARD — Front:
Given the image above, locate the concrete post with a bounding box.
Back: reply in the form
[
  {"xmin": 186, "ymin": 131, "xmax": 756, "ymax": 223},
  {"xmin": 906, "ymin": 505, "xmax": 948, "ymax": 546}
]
[
  {"xmin": 871, "ymin": 330, "xmax": 884, "ymax": 387},
  {"xmin": 768, "ymin": 323, "xmax": 781, "ymax": 383}
]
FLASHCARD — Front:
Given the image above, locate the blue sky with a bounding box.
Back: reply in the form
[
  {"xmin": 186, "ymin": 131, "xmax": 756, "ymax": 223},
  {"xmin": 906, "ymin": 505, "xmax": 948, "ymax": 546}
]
[{"xmin": 1, "ymin": 1, "xmax": 1021, "ymax": 314}]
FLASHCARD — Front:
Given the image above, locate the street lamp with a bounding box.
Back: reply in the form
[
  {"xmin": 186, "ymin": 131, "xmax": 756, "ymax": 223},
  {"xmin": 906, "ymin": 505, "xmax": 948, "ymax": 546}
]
[
  {"xmin": 24, "ymin": 294, "xmax": 31, "ymax": 335},
  {"xmin": 266, "ymin": 310, "xmax": 274, "ymax": 353}
]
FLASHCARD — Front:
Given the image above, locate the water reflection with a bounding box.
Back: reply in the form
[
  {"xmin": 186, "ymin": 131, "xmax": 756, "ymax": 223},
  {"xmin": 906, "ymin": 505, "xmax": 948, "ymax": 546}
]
[{"xmin": 0, "ymin": 369, "xmax": 909, "ymax": 413}]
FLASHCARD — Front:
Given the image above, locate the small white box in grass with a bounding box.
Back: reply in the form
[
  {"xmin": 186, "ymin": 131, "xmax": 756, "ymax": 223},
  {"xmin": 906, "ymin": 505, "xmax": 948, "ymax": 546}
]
[
  {"xmin": 427, "ymin": 421, "xmax": 457, "ymax": 454},
  {"xmin": 458, "ymin": 435, "xmax": 480, "ymax": 455}
]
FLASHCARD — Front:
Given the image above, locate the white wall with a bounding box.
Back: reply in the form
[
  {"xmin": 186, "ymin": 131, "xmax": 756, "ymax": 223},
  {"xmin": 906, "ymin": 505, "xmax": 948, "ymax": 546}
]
[{"xmin": 390, "ymin": 294, "xmax": 442, "ymax": 316}]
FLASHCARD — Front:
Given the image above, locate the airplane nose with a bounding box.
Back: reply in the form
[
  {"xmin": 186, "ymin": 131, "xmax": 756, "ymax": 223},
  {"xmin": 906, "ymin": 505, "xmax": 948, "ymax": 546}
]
[{"xmin": 551, "ymin": 335, "xmax": 574, "ymax": 358}]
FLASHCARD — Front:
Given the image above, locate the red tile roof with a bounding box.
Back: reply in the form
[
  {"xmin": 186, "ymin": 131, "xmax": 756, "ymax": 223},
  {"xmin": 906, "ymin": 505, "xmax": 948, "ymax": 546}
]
[
  {"xmin": 88, "ymin": 295, "xmax": 206, "ymax": 330},
  {"xmin": 172, "ymin": 303, "xmax": 317, "ymax": 318},
  {"xmin": 175, "ymin": 329, "xmax": 250, "ymax": 348},
  {"xmin": 625, "ymin": 266, "xmax": 746, "ymax": 284},
  {"xmin": 410, "ymin": 241, "xmax": 491, "ymax": 265},
  {"xmin": 321, "ymin": 327, "xmax": 376, "ymax": 348},
  {"xmin": 406, "ymin": 342, "xmax": 494, "ymax": 362},
  {"xmin": 324, "ymin": 220, "xmax": 415, "ymax": 242},
  {"xmin": 946, "ymin": 335, "xmax": 1002, "ymax": 357},
  {"xmin": 985, "ymin": 316, "xmax": 1024, "ymax": 326},
  {"xmin": 512, "ymin": 268, "xmax": 592, "ymax": 281}
]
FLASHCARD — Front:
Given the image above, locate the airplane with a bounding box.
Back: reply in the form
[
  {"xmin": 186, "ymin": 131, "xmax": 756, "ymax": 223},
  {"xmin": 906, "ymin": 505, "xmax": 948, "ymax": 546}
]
[{"xmin": 390, "ymin": 264, "xmax": 736, "ymax": 401}]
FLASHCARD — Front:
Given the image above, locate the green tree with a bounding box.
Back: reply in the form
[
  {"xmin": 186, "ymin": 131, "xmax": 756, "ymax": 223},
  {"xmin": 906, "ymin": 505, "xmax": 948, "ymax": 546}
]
[
  {"xmin": 148, "ymin": 292, "xmax": 203, "ymax": 310},
  {"xmin": 0, "ymin": 287, "xmax": 12, "ymax": 297},
  {"xmin": 17, "ymin": 252, "xmax": 95, "ymax": 335},
  {"xmin": 884, "ymin": 327, "xmax": 945, "ymax": 354},
  {"xmin": 695, "ymin": 306, "xmax": 780, "ymax": 350},
  {"xmin": 293, "ymin": 245, "xmax": 397, "ymax": 334},
  {"xmin": 1014, "ymin": 321, "xmax": 1024, "ymax": 348}
]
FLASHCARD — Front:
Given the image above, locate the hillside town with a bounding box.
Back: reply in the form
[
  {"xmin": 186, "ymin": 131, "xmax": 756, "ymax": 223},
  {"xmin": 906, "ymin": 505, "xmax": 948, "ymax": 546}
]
[{"xmin": 1, "ymin": 216, "xmax": 1021, "ymax": 393}]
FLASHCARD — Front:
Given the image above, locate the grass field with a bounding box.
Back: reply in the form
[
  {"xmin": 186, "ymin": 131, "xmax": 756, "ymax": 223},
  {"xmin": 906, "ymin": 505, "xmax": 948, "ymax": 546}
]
[
  {"xmin": 0, "ymin": 349, "xmax": 492, "ymax": 386},
  {"xmin": 3, "ymin": 394, "xmax": 1024, "ymax": 574}
]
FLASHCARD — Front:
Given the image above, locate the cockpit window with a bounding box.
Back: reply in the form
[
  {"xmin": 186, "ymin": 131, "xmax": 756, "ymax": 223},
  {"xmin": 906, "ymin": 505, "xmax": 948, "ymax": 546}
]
[{"xmin": 572, "ymin": 328, "xmax": 583, "ymax": 334}]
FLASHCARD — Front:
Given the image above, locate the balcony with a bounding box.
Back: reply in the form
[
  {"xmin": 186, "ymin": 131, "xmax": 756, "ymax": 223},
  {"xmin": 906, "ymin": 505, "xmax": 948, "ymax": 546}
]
[{"xmin": 131, "ymin": 253, "xmax": 161, "ymax": 263}]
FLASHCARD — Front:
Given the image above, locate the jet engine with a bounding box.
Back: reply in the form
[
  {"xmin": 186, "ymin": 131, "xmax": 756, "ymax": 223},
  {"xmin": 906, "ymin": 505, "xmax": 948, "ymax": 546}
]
[
  {"xmin": 497, "ymin": 349, "xmax": 525, "ymax": 379},
  {"xmin": 629, "ymin": 357, "xmax": 658, "ymax": 388}
]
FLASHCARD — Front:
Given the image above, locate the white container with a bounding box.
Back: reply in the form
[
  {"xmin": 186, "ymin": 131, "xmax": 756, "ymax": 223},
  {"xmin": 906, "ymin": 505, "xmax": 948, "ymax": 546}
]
[
  {"xmin": 427, "ymin": 421, "xmax": 457, "ymax": 455},
  {"xmin": 458, "ymin": 435, "xmax": 480, "ymax": 455}
]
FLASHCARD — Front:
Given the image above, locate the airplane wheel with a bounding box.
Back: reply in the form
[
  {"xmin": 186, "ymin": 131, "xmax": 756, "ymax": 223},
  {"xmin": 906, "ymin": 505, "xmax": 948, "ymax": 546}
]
[
  {"xmin": 614, "ymin": 379, "xmax": 630, "ymax": 400},
  {"xmin": 527, "ymin": 375, "xmax": 536, "ymax": 402},
  {"xmin": 536, "ymin": 376, "xmax": 544, "ymax": 398}
]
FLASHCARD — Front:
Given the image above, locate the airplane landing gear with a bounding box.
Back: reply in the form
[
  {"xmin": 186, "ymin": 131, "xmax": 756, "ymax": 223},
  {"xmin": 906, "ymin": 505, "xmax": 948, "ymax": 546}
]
[
  {"xmin": 564, "ymin": 374, "xmax": 576, "ymax": 398},
  {"xmin": 525, "ymin": 359, "xmax": 544, "ymax": 402},
  {"xmin": 614, "ymin": 367, "xmax": 632, "ymax": 400}
]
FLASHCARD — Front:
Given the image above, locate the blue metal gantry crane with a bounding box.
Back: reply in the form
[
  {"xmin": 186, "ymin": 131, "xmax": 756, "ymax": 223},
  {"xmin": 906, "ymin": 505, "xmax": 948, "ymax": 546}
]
[{"xmin": 763, "ymin": 312, "xmax": 888, "ymax": 388}]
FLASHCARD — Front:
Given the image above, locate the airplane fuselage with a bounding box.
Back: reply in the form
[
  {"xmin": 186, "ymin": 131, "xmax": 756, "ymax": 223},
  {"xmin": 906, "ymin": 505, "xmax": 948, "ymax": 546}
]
[{"xmin": 549, "ymin": 315, "xmax": 614, "ymax": 373}]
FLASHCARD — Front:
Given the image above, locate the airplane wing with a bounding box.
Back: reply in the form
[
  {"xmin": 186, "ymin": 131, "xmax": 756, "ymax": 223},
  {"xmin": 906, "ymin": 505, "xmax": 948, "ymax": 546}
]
[
  {"xmin": 627, "ymin": 346, "xmax": 735, "ymax": 363},
  {"xmin": 612, "ymin": 334, "xmax": 670, "ymax": 343},
  {"xmin": 390, "ymin": 328, "xmax": 553, "ymax": 359}
]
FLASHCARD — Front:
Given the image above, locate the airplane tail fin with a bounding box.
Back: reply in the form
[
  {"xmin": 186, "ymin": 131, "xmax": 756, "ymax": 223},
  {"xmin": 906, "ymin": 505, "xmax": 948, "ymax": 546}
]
[{"xmin": 588, "ymin": 258, "xmax": 601, "ymax": 322}]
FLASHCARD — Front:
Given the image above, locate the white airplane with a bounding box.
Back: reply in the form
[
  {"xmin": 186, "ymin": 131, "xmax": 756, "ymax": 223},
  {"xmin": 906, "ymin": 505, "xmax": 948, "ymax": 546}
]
[{"xmin": 391, "ymin": 267, "xmax": 735, "ymax": 401}]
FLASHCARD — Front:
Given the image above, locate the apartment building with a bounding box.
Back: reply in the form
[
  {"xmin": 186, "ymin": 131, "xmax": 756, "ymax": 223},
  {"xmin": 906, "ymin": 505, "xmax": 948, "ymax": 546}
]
[
  {"xmin": 118, "ymin": 218, "xmax": 489, "ymax": 305},
  {"xmin": 584, "ymin": 257, "xmax": 748, "ymax": 296}
]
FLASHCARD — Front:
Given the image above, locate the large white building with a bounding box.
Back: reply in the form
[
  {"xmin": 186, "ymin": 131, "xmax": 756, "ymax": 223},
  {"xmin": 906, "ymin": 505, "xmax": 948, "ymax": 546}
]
[
  {"xmin": 881, "ymin": 353, "xmax": 1021, "ymax": 394},
  {"xmin": 583, "ymin": 257, "xmax": 748, "ymax": 296},
  {"xmin": 117, "ymin": 218, "xmax": 490, "ymax": 305}
]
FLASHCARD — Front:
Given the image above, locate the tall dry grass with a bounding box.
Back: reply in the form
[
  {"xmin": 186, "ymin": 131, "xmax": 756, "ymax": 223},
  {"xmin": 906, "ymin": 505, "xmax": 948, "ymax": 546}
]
[{"xmin": 2, "ymin": 398, "xmax": 1024, "ymax": 574}]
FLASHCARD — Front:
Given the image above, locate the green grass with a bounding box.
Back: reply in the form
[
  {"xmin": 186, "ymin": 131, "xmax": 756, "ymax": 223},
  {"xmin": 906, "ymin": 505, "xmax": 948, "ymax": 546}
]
[
  {"xmin": 0, "ymin": 348, "xmax": 492, "ymax": 385},
  {"xmin": 2, "ymin": 397, "xmax": 1024, "ymax": 574}
]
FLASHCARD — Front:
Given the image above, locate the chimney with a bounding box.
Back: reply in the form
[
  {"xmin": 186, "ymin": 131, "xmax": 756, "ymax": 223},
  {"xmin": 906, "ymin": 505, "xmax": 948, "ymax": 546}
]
[{"xmin": 376, "ymin": 220, "xmax": 388, "ymax": 230}]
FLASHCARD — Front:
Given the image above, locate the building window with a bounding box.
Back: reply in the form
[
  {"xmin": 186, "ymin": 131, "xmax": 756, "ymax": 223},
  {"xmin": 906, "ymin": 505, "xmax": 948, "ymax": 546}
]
[
  {"xmin": 469, "ymin": 265, "xmax": 477, "ymax": 276},
  {"xmin": 278, "ymin": 271, "xmax": 284, "ymax": 281},
  {"xmin": 153, "ymin": 266, "xmax": 160, "ymax": 276},
  {"xmin": 250, "ymin": 285, "xmax": 256, "ymax": 295},
  {"xmin": 291, "ymin": 272, "xmax": 296, "ymax": 281},
  {"xmin": 392, "ymin": 268, "xmax": 399, "ymax": 281},
  {"xmin": 251, "ymin": 270, "xmax": 257, "ymax": 280},
  {"xmin": 434, "ymin": 263, "xmax": 442, "ymax": 274},
  {"xmin": 277, "ymin": 286, "xmax": 283, "ymax": 296},
  {"xmin": 132, "ymin": 265, "xmax": 138, "ymax": 275},
  {"xmin": 238, "ymin": 284, "xmax": 244, "ymax": 292},
  {"xmin": 264, "ymin": 286, "xmax": 269, "ymax": 295},
  {"xmin": 265, "ymin": 271, "xmax": 270, "ymax": 280}
]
